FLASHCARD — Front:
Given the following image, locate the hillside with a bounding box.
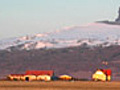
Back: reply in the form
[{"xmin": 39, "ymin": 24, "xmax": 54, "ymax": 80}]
[{"xmin": 0, "ymin": 45, "xmax": 120, "ymax": 80}]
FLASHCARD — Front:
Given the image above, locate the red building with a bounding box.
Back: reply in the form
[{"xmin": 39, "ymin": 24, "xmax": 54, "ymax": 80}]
[{"xmin": 102, "ymin": 69, "xmax": 111, "ymax": 76}]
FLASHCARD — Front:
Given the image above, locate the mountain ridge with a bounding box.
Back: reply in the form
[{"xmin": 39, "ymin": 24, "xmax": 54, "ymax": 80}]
[{"xmin": 0, "ymin": 23, "xmax": 120, "ymax": 51}]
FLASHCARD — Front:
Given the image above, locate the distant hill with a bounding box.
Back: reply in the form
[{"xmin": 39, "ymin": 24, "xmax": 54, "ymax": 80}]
[{"xmin": 0, "ymin": 45, "xmax": 120, "ymax": 80}]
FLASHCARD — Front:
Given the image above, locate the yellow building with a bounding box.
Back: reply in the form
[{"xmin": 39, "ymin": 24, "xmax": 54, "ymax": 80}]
[
  {"xmin": 92, "ymin": 69, "xmax": 111, "ymax": 81},
  {"xmin": 92, "ymin": 70, "xmax": 106, "ymax": 81},
  {"xmin": 21, "ymin": 75, "xmax": 37, "ymax": 81},
  {"xmin": 59, "ymin": 75, "xmax": 73, "ymax": 80},
  {"xmin": 7, "ymin": 74, "xmax": 22, "ymax": 81}
]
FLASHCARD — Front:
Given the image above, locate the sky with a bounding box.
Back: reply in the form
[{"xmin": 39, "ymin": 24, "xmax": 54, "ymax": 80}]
[{"xmin": 0, "ymin": 0, "xmax": 120, "ymax": 39}]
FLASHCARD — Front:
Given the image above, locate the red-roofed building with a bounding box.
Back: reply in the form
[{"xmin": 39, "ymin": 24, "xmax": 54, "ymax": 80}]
[
  {"xmin": 92, "ymin": 69, "xmax": 112, "ymax": 81},
  {"xmin": 7, "ymin": 70, "xmax": 54, "ymax": 81}
]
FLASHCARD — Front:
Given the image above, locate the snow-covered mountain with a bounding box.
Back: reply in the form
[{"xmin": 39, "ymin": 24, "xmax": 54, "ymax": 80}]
[{"xmin": 0, "ymin": 23, "xmax": 120, "ymax": 51}]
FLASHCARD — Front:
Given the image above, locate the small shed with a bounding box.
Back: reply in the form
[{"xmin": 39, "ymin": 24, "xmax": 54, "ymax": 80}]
[{"xmin": 59, "ymin": 75, "xmax": 73, "ymax": 80}]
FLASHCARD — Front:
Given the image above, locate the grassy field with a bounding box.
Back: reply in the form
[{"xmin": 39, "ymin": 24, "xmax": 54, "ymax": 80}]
[{"xmin": 0, "ymin": 81, "xmax": 120, "ymax": 90}]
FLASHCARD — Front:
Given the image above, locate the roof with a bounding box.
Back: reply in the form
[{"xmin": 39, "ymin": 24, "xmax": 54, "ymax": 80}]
[
  {"xmin": 25, "ymin": 70, "xmax": 54, "ymax": 76},
  {"xmin": 97, "ymin": 69, "xmax": 111, "ymax": 76}
]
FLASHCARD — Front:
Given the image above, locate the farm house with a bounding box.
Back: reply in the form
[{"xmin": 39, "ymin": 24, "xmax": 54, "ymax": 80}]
[
  {"xmin": 92, "ymin": 69, "xmax": 112, "ymax": 81},
  {"xmin": 7, "ymin": 70, "xmax": 54, "ymax": 81}
]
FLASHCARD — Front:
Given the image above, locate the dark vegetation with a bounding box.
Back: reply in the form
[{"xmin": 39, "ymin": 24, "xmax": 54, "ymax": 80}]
[{"xmin": 0, "ymin": 45, "xmax": 120, "ymax": 80}]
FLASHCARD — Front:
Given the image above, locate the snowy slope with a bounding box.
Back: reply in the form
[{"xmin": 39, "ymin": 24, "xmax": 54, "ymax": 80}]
[{"xmin": 0, "ymin": 23, "xmax": 120, "ymax": 50}]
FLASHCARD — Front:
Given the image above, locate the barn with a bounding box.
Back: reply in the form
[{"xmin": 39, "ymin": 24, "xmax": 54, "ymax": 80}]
[
  {"xmin": 7, "ymin": 70, "xmax": 54, "ymax": 81},
  {"xmin": 92, "ymin": 69, "xmax": 112, "ymax": 81},
  {"xmin": 59, "ymin": 75, "xmax": 73, "ymax": 81}
]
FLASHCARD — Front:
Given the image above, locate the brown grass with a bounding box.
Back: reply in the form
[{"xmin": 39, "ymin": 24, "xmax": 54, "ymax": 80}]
[{"xmin": 0, "ymin": 81, "xmax": 120, "ymax": 90}]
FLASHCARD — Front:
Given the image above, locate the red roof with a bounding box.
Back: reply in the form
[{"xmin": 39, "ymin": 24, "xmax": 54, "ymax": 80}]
[
  {"xmin": 101, "ymin": 69, "xmax": 112, "ymax": 76},
  {"xmin": 25, "ymin": 70, "xmax": 54, "ymax": 76}
]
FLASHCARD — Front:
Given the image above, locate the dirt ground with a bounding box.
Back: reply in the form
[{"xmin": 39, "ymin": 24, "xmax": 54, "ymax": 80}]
[{"xmin": 0, "ymin": 81, "xmax": 120, "ymax": 90}]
